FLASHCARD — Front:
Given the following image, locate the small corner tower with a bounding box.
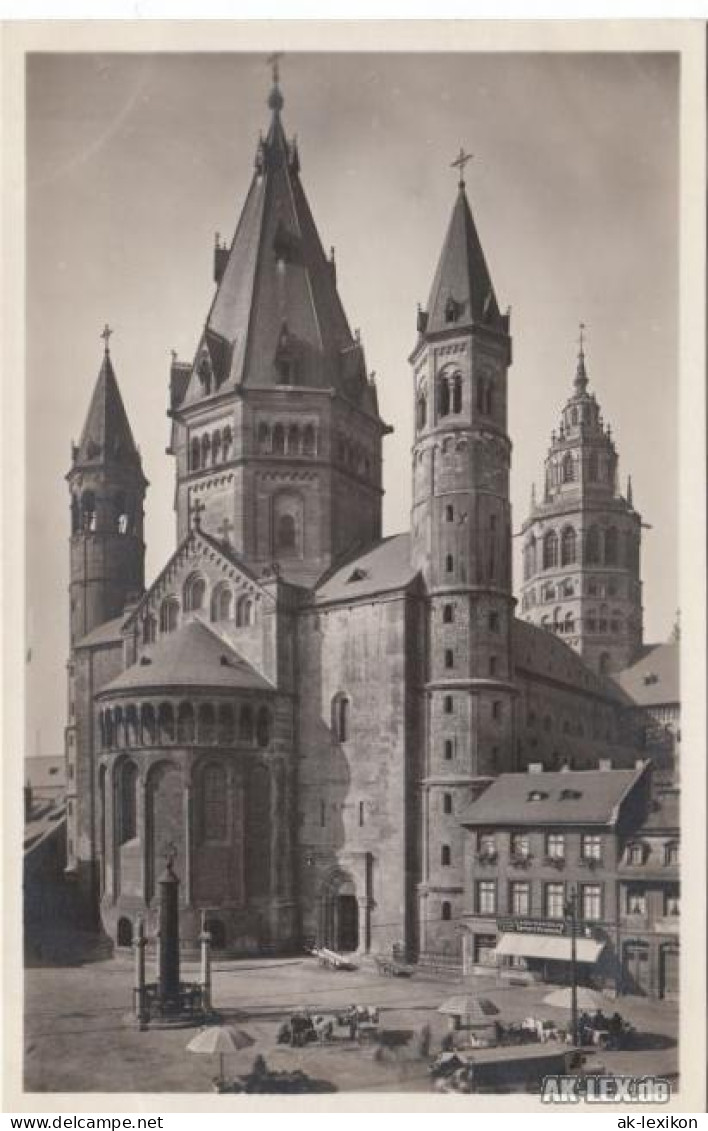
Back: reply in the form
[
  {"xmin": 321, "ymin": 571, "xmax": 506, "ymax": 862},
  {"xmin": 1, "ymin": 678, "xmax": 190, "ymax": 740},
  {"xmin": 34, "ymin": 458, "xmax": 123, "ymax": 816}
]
[
  {"xmin": 410, "ymin": 153, "xmax": 516, "ymax": 957},
  {"xmin": 67, "ymin": 328, "xmax": 147, "ymax": 645},
  {"xmin": 519, "ymin": 328, "xmax": 643, "ymax": 674}
]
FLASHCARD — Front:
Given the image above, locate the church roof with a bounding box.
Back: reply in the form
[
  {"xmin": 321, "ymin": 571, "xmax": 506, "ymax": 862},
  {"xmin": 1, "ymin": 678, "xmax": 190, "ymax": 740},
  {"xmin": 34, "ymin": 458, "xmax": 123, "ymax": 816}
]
[
  {"xmin": 424, "ymin": 184, "xmax": 504, "ymax": 336},
  {"xmin": 313, "ymin": 533, "xmax": 418, "ymax": 604},
  {"xmin": 98, "ymin": 619, "xmax": 273, "ymax": 696},
  {"xmin": 175, "ymin": 79, "xmax": 378, "ymax": 417},
  {"xmin": 74, "ymin": 348, "xmax": 142, "ymax": 469},
  {"xmin": 460, "ymin": 764, "xmax": 647, "ymax": 828},
  {"xmin": 74, "ymin": 615, "xmax": 126, "ymax": 650},
  {"xmin": 614, "ymin": 641, "xmax": 679, "ymax": 707}
]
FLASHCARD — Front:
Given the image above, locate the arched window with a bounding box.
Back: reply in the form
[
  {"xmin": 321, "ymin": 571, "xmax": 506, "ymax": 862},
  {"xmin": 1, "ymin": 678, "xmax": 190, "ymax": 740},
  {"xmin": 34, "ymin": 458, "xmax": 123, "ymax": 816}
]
[
  {"xmin": 272, "ymin": 424, "xmax": 285, "ymax": 454},
  {"xmin": 561, "ymin": 526, "xmax": 576, "ymax": 566},
  {"xmin": 484, "ymin": 382, "xmax": 493, "ymax": 416},
  {"xmin": 184, "ymin": 574, "xmax": 206, "ymax": 612},
  {"xmin": 218, "ymin": 704, "xmax": 234, "ymax": 744},
  {"xmin": 71, "ymin": 494, "xmax": 80, "ymax": 534},
  {"xmin": 119, "ymin": 761, "xmax": 138, "ymax": 843},
  {"xmin": 438, "ymin": 376, "xmax": 450, "ymax": 417},
  {"xmin": 177, "ymin": 702, "xmax": 195, "ymax": 743},
  {"xmin": 564, "ymin": 611, "xmax": 575, "ymax": 634},
  {"xmin": 277, "ymin": 513, "xmax": 297, "ymax": 555},
  {"xmin": 287, "ymin": 424, "xmax": 300, "ymax": 455},
  {"xmin": 105, "ymin": 710, "xmax": 115, "ymax": 748},
  {"xmin": 303, "ymin": 424, "xmax": 315, "ymax": 455},
  {"xmin": 113, "ymin": 705, "xmax": 125, "ymax": 747},
  {"xmin": 236, "ymin": 596, "xmax": 253, "ymax": 627},
  {"xmin": 125, "ymin": 704, "xmax": 139, "ymax": 746},
  {"xmin": 605, "ymin": 526, "xmax": 618, "ymax": 565},
  {"xmin": 445, "ymin": 554, "xmax": 454, "ymax": 574},
  {"xmin": 443, "ymin": 604, "xmax": 454, "ymax": 624},
  {"xmin": 586, "ymin": 526, "xmax": 601, "ymax": 565},
  {"xmin": 190, "ymin": 438, "xmax": 200, "ymax": 471},
  {"xmin": 143, "ymin": 615, "xmax": 157, "ymax": 645},
  {"xmin": 441, "ymin": 901, "xmax": 452, "ymax": 921},
  {"xmin": 81, "ymin": 490, "xmax": 96, "ymax": 532},
  {"xmin": 212, "ymin": 430, "xmax": 222, "ymax": 464},
  {"xmin": 158, "ymin": 702, "xmax": 175, "ymax": 743},
  {"xmin": 160, "ymin": 598, "xmax": 179, "ymax": 634},
  {"xmin": 114, "ymin": 492, "xmax": 131, "ymax": 534},
  {"xmin": 239, "ymin": 704, "xmax": 254, "ymax": 744},
  {"xmin": 441, "ymin": 844, "xmax": 451, "ymax": 866},
  {"xmin": 212, "ymin": 585, "xmax": 232, "ymax": 622},
  {"xmin": 543, "ymin": 530, "xmax": 558, "ymax": 569},
  {"xmin": 222, "ymin": 427, "xmax": 232, "ymax": 461},
  {"xmin": 417, "ymin": 393, "xmax": 427, "ymax": 431},
  {"xmin": 140, "ymin": 704, "xmax": 156, "ymax": 745},
  {"xmin": 257, "ymin": 422, "xmax": 270, "ymax": 452},
  {"xmin": 476, "ymin": 376, "xmax": 485, "ymax": 413},
  {"xmin": 200, "ymin": 433, "xmax": 210, "ymax": 467},
  {"xmin": 198, "ymin": 703, "xmax": 216, "ymax": 744},
  {"xmin": 256, "ymin": 706, "xmax": 271, "ymax": 749},
  {"xmin": 333, "ymin": 695, "xmax": 350, "ymax": 742},
  {"xmin": 201, "ymin": 764, "xmax": 227, "ymax": 841},
  {"xmin": 452, "ymin": 373, "xmax": 462, "ymax": 414},
  {"xmin": 562, "ymin": 453, "xmax": 575, "ymax": 483}
]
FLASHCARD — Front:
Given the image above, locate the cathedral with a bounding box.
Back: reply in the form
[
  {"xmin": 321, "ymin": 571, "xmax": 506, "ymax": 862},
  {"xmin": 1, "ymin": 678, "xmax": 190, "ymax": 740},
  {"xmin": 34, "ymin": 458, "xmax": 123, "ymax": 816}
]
[{"xmin": 64, "ymin": 71, "xmax": 656, "ymax": 963}]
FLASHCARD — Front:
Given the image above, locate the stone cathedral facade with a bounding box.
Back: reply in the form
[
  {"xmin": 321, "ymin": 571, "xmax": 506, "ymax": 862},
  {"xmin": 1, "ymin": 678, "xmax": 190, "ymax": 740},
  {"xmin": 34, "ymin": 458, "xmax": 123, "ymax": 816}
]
[{"xmin": 64, "ymin": 76, "xmax": 650, "ymax": 962}]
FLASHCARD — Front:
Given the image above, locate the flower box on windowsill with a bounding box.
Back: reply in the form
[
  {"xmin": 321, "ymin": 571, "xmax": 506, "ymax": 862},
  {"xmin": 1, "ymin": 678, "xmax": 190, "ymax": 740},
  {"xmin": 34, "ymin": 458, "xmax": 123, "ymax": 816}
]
[
  {"xmin": 579, "ymin": 856, "xmax": 602, "ymax": 869},
  {"xmin": 543, "ymin": 855, "xmax": 566, "ymax": 869},
  {"xmin": 509, "ymin": 854, "xmax": 532, "ymax": 868},
  {"xmin": 475, "ymin": 852, "xmax": 498, "ymax": 866}
]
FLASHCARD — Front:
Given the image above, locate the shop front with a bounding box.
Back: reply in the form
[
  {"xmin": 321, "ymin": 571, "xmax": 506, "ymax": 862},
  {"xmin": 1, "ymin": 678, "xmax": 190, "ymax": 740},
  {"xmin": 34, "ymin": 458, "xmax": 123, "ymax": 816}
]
[{"xmin": 463, "ymin": 916, "xmax": 614, "ymax": 990}]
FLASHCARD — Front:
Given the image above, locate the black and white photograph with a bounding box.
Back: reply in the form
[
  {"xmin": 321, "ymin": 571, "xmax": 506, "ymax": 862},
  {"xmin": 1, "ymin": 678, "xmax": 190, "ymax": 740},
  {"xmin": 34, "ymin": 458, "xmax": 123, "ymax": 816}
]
[{"xmin": 5, "ymin": 19, "xmax": 705, "ymax": 1113}]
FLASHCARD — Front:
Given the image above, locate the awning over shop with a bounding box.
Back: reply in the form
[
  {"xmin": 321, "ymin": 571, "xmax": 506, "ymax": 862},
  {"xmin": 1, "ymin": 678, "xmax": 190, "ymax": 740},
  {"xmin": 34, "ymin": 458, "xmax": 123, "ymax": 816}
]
[{"xmin": 494, "ymin": 932, "xmax": 605, "ymax": 964}]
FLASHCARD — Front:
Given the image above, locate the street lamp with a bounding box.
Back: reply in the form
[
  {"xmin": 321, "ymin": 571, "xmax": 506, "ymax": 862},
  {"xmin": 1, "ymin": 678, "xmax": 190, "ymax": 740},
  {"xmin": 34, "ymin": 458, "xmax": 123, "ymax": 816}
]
[{"xmin": 564, "ymin": 885, "xmax": 578, "ymax": 1047}]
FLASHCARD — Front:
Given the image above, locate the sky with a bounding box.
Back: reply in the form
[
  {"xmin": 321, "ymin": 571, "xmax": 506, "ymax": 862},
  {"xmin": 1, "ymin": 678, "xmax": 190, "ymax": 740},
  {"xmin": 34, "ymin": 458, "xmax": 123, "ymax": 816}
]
[{"xmin": 25, "ymin": 50, "xmax": 679, "ymax": 756}]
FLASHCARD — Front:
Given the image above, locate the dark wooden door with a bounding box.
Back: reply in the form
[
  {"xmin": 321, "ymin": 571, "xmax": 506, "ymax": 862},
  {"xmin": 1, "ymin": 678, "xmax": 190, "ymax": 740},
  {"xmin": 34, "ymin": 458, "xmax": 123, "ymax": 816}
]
[{"xmin": 337, "ymin": 895, "xmax": 359, "ymax": 953}]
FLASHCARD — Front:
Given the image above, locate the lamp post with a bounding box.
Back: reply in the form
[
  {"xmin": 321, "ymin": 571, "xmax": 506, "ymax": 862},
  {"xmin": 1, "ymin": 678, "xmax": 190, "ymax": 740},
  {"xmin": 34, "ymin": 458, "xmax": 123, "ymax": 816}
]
[{"xmin": 564, "ymin": 886, "xmax": 578, "ymax": 1047}]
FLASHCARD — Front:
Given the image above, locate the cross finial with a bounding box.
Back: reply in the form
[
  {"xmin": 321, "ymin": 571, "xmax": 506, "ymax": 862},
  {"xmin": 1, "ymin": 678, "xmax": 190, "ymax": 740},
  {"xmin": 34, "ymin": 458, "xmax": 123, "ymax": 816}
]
[
  {"xmin": 267, "ymin": 51, "xmax": 283, "ymax": 87},
  {"xmin": 101, "ymin": 323, "xmax": 113, "ymax": 355},
  {"xmin": 578, "ymin": 321, "xmax": 586, "ymax": 355},
  {"xmin": 191, "ymin": 498, "xmax": 206, "ymax": 529},
  {"xmin": 451, "ymin": 147, "xmax": 473, "ymax": 188},
  {"xmin": 162, "ymin": 841, "xmax": 178, "ymax": 872}
]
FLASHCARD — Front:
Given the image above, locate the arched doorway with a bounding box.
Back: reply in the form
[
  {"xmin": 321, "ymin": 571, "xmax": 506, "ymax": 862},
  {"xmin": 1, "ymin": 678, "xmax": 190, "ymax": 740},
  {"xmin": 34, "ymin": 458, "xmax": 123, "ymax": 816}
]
[
  {"xmin": 117, "ymin": 917, "xmax": 133, "ymax": 948},
  {"xmin": 321, "ymin": 872, "xmax": 359, "ymax": 953}
]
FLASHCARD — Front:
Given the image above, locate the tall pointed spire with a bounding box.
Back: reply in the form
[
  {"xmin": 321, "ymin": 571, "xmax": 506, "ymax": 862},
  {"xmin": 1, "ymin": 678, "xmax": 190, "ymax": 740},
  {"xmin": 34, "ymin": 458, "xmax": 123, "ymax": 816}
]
[
  {"xmin": 421, "ymin": 166, "xmax": 506, "ymax": 337},
  {"xmin": 574, "ymin": 321, "xmax": 589, "ymax": 394},
  {"xmin": 74, "ymin": 329, "xmax": 141, "ymax": 469}
]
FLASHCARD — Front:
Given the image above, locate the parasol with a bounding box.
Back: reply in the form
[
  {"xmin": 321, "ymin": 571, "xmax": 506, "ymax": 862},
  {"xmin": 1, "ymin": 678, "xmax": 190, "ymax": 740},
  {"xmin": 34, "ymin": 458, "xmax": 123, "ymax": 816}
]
[{"xmin": 187, "ymin": 1025, "xmax": 254, "ymax": 1084}]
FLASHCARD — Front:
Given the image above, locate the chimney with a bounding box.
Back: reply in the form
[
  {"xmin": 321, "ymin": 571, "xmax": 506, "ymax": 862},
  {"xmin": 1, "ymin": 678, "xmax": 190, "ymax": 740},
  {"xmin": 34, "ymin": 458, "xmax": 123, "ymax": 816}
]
[
  {"xmin": 598, "ymin": 758, "xmax": 612, "ymax": 771},
  {"xmin": 528, "ymin": 763, "xmax": 544, "ymax": 774}
]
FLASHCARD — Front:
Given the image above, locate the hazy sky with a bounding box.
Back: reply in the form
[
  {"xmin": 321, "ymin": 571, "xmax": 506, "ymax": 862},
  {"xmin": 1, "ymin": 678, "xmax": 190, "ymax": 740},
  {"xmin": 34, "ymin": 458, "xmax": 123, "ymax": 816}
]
[{"xmin": 25, "ymin": 51, "xmax": 679, "ymax": 756}]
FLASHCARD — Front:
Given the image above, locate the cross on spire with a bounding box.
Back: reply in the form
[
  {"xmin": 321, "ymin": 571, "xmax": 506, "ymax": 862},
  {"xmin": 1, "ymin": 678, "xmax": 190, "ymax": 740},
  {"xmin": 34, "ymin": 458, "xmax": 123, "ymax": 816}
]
[
  {"xmin": 101, "ymin": 323, "xmax": 113, "ymax": 355},
  {"xmin": 217, "ymin": 516, "xmax": 234, "ymax": 544},
  {"xmin": 578, "ymin": 321, "xmax": 586, "ymax": 355},
  {"xmin": 267, "ymin": 51, "xmax": 283, "ymax": 86},
  {"xmin": 191, "ymin": 498, "xmax": 206, "ymax": 529},
  {"xmin": 451, "ymin": 147, "xmax": 473, "ymax": 188}
]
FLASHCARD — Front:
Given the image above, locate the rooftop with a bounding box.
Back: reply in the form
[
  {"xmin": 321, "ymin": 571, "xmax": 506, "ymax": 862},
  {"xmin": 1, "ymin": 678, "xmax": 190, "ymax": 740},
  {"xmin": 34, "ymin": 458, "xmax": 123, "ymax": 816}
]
[
  {"xmin": 614, "ymin": 642, "xmax": 679, "ymax": 707},
  {"xmin": 98, "ymin": 619, "xmax": 274, "ymax": 696},
  {"xmin": 459, "ymin": 765, "xmax": 647, "ymax": 828},
  {"xmin": 313, "ymin": 533, "xmax": 418, "ymax": 605}
]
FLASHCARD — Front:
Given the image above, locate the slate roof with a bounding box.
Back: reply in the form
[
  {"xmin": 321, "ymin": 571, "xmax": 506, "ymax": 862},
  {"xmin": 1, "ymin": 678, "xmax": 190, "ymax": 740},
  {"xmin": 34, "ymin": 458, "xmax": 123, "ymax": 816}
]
[
  {"xmin": 74, "ymin": 615, "xmax": 126, "ymax": 650},
  {"xmin": 424, "ymin": 185, "xmax": 505, "ymax": 336},
  {"xmin": 513, "ymin": 619, "xmax": 630, "ymax": 704},
  {"xmin": 75, "ymin": 351, "xmax": 142, "ymax": 470},
  {"xmin": 459, "ymin": 765, "xmax": 646, "ymax": 828},
  {"xmin": 175, "ymin": 82, "xmax": 380, "ymax": 420},
  {"xmin": 637, "ymin": 790, "xmax": 679, "ymax": 832},
  {"xmin": 98, "ymin": 619, "xmax": 273, "ymax": 696},
  {"xmin": 313, "ymin": 533, "xmax": 418, "ymax": 604},
  {"xmin": 613, "ymin": 642, "xmax": 679, "ymax": 707}
]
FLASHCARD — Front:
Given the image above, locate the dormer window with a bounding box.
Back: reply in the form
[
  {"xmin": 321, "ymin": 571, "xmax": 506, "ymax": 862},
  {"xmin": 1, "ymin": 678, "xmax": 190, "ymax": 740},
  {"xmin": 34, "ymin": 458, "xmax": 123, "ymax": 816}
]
[
  {"xmin": 559, "ymin": 788, "xmax": 582, "ymax": 800},
  {"xmin": 347, "ymin": 568, "xmax": 368, "ymax": 583},
  {"xmin": 527, "ymin": 789, "xmax": 548, "ymax": 802},
  {"xmin": 445, "ymin": 296, "xmax": 459, "ymax": 324}
]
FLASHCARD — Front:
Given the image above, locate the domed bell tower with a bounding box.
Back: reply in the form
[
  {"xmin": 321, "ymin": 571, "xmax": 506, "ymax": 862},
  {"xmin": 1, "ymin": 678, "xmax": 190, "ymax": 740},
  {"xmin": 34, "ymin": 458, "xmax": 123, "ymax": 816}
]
[
  {"xmin": 411, "ymin": 156, "xmax": 516, "ymax": 959},
  {"xmin": 67, "ymin": 329, "xmax": 147, "ymax": 645}
]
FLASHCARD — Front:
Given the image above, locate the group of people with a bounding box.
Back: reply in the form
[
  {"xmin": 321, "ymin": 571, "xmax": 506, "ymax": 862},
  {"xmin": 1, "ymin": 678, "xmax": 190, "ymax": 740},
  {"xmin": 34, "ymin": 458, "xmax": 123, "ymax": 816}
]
[{"xmin": 577, "ymin": 1009, "xmax": 628, "ymax": 1049}]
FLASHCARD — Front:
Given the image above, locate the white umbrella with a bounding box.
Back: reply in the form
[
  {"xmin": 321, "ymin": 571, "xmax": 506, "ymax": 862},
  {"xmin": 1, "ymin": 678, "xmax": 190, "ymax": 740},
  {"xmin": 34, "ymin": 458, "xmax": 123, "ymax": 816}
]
[
  {"xmin": 438, "ymin": 995, "xmax": 500, "ymax": 1026},
  {"xmin": 187, "ymin": 1025, "xmax": 254, "ymax": 1083},
  {"xmin": 543, "ymin": 986, "xmax": 609, "ymax": 1012}
]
